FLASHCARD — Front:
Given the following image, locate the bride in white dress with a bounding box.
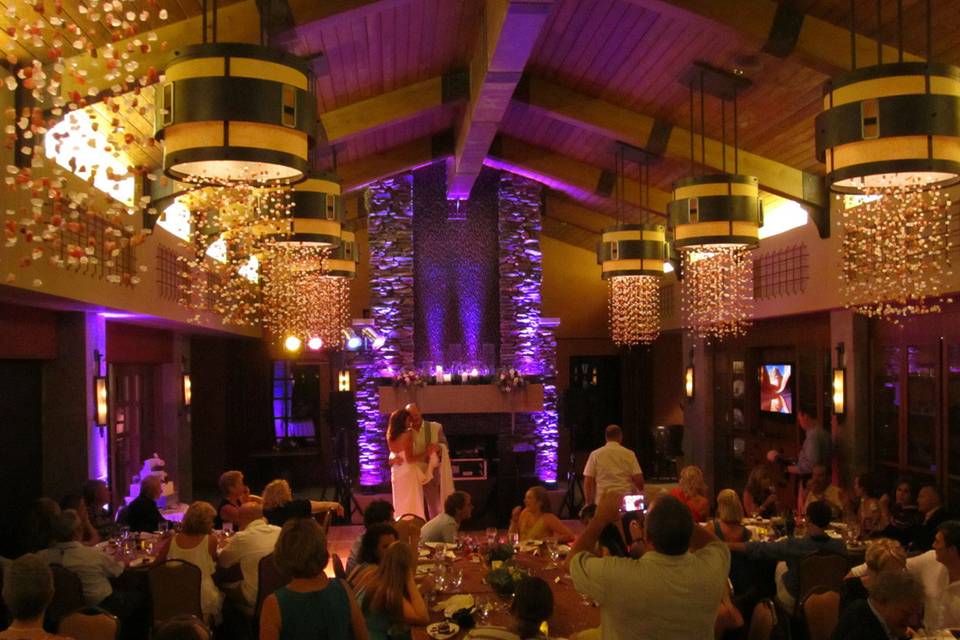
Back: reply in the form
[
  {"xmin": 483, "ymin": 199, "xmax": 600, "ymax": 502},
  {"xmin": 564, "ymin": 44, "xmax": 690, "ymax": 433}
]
[{"xmin": 387, "ymin": 408, "xmax": 439, "ymax": 519}]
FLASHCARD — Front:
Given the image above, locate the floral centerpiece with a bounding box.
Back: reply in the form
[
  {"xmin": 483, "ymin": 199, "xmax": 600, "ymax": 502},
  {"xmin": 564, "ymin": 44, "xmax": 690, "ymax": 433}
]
[
  {"xmin": 496, "ymin": 367, "xmax": 526, "ymax": 392},
  {"xmin": 485, "ymin": 543, "xmax": 515, "ymax": 565},
  {"xmin": 485, "ymin": 564, "xmax": 528, "ymax": 597},
  {"xmin": 393, "ymin": 368, "xmax": 426, "ymax": 388}
]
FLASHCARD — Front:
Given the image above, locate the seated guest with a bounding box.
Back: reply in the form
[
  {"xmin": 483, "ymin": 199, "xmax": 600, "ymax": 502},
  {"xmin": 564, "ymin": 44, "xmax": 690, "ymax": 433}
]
[
  {"xmin": 358, "ymin": 542, "xmax": 429, "ymax": 640},
  {"xmin": 713, "ymin": 489, "xmax": 749, "ymax": 544},
  {"xmin": 259, "ymin": 518, "xmax": 367, "ymax": 640},
  {"xmin": 570, "ymin": 492, "xmax": 730, "ymax": 638},
  {"xmin": 125, "ymin": 475, "xmax": 164, "ymax": 533},
  {"xmin": 671, "ymin": 465, "xmax": 710, "ymax": 523},
  {"xmin": 840, "ymin": 538, "xmax": 905, "ymax": 613},
  {"xmin": 879, "ymin": 478, "xmax": 922, "ymax": 547},
  {"xmin": 215, "ymin": 470, "xmax": 259, "ymax": 530},
  {"xmin": 713, "ymin": 488, "xmax": 758, "ymax": 615},
  {"xmin": 732, "ymin": 500, "xmax": 845, "ymax": 612},
  {"xmin": 0, "ymin": 554, "xmax": 72, "ymax": 640},
  {"xmin": 157, "ymin": 501, "xmax": 223, "ymax": 624},
  {"xmin": 82, "ymin": 480, "xmax": 116, "ymax": 540},
  {"xmin": 347, "ymin": 524, "xmax": 399, "ymax": 593},
  {"xmin": 853, "ymin": 473, "xmax": 888, "ymax": 538},
  {"xmin": 420, "ymin": 491, "xmax": 472, "ymax": 544},
  {"xmin": 911, "ymin": 483, "xmax": 949, "ymax": 552},
  {"xmin": 802, "ymin": 464, "xmax": 843, "ymax": 520},
  {"xmin": 852, "ymin": 520, "xmax": 960, "ymax": 631},
  {"xmin": 261, "ymin": 479, "xmax": 344, "ymax": 527},
  {"xmin": 347, "ymin": 500, "xmax": 394, "ymax": 574},
  {"xmin": 509, "ymin": 487, "xmax": 574, "ymax": 543},
  {"xmin": 20, "ymin": 498, "xmax": 60, "ymax": 554},
  {"xmin": 743, "ymin": 462, "xmax": 779, "ymax": 518},
  {"xmin": 511, "ymin": 576, "xmax": 553, "ymax": 639},
  {"xmin": 59, "ymin": 495, "xmax": 99, "ymax": 545},
  {"xmin": 217, "ymin": 502, "xmax": 280, "ymax": 612},
  {"xmin": 831, "ymin": 571, "xmax": 923, "ymax": 640},
  {"xmin": 577, "ymin": 505, "xmax": 631, "ymax": 557}
]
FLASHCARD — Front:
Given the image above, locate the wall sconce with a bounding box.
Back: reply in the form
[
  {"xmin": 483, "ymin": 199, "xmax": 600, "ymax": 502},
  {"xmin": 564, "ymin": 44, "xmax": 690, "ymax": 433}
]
[
  {"xmin": 684, "ymin": 366, "xmax": 695, "ymax": 398},
  {"xmin": 93, "ymin": 349, "xmax": 108, "ymax": 429},
  {"xmin": 833, "ymin": 342, "xmax": 846, "ymax": 416},
  {"xmin": 182, "ymin": 374, "xmax": 192, "ymax": 407},
  {"xmin": 832, "ymin": 368, "xmax": 845, "ymax": 416},
  {"xmin": 338, "ymin": 370, "xmax": 351, "ymax": 392}
]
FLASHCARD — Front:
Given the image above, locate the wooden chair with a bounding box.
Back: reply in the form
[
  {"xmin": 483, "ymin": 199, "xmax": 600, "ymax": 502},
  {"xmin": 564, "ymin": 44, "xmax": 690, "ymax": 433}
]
[
  {"xmin": 253, "ymin": 553, "xmax": 292, "ymax": 627},
  {"xmin": 748, "ymin": 599, "xmax": 790, "ymax": 640},
  {"xmin": 394, "ymin": 514, "xmax": 426, "ymax": 548},
  {"xmin": 45, "ymin": 564, "xmax": 86, "ymax": 632},
  {"xmin": 154, "ymin": 615, "xmax": 212, "ymax": 640},
  {"xmin": 802, "ymin": 588, "xmax": 840, "ymax": 640},
  {"xmin": 795, "ymin": 551, "xmax": 848, "ymax": 616},
  {"xmin": 331, "ymin": 553, "xmax": 347, "ymax": 580},
  {"xmin": 58, "ymin": 606, "xmax": 119, "ymax": 640},
  {"xmin": 147, "ymin": 559, "xmax": 203, "ymax": 628},
  {"xmin": 318, "ymin": 509, "xmax": 333, "ymax": 538}
]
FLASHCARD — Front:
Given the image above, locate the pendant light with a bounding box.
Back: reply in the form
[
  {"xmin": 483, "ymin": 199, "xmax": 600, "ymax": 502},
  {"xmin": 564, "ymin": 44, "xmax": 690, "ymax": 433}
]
[
  {"xmin": 816, "ymin": 0, "xmax": 956, "ymax": 319},
  {"xmin": 669, "ymin": 67, "xmax": 761, "ymax": 341},
  {"xmin": 155, "ymin": 0, "xmax": 317, "ymax": 185},
  {"xmin": 597, "ymin": 145, "xmax": 668, "ymax": 346}
]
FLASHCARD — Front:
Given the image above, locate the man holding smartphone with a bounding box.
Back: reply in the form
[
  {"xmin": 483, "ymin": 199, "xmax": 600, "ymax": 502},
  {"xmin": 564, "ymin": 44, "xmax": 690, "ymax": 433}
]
[{"xmin": 583, "ymin": 424, "xmax": 644, "ymax": 506}]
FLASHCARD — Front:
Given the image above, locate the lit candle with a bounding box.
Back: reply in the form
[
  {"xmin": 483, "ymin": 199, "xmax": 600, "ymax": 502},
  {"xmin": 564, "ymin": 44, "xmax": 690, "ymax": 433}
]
[
  {"xmin": 443, "ymin": 373, "xmax": 452, "ymax": 383},
  {"xmin": 470, "ymin": 367, "xmax": 479, "ymax": 378},
  {"xmin": 435, "ymin": 365, "xmax": 443, "ymax": 377}
]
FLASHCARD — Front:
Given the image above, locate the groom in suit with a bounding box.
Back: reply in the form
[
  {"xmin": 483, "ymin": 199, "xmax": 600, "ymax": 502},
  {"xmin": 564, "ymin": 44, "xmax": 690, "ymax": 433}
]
[{"xmin": 406, "ymin": 403, "xmax": 447, "ymax": 519}]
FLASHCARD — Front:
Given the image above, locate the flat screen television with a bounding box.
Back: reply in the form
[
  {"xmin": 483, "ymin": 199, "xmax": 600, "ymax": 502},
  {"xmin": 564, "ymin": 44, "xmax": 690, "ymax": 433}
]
[{"xmin": 759, "ymin": 363, "xmax": 794, "ymax": 414}]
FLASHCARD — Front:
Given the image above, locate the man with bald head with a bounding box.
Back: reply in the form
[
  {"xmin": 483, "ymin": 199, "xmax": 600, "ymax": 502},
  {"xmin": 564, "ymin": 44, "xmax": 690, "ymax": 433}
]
[
  {"xmin": 218, "ymin": 502, "xmax": 280, "ymax": 612},
  {"xmin": 405, "ymin": 402, "xmax": 448, "ymax": 518},
  {"xmin": 125, "ymin": 475, "xmax": 164, "ymax": 533}
]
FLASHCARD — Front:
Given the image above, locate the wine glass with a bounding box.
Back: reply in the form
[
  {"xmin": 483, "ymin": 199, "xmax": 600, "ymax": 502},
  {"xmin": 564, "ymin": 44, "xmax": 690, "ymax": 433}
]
[
  {"xmin": 476, "ymin": 594, "xmax": 490, "ymax": 625},
  {"xmin": 486, "ymin": 527, "xmax": 497, "ymax": 546},
  {"xmin": 545, "ymin": 538, "xmax": 560, "ymax": 569},
  {"xmin": 447, "ymin": 568, "xmax": 463, "ymax": 592}
]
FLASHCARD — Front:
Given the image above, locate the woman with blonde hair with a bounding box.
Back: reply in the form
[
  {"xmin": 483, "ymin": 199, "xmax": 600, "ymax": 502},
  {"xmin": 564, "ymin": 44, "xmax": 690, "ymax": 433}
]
[
  {"xmin": 509, "ymin": 486, "xmax": 574, "ymax": 543},
  {"xmin": 840, "ymin": 538, "xmax": 906, "ymax": 612},
  {"xmin": 358, "ymin": 542, "xmax": 429, "ymax": 640},
  {"xmin": 157, "ymin": 501, "xmax": 224, "ymax": 624},
  {"xmin": 670, "ymin": 466, "xmax": 710, "ymax": 522},
  {"xmin": 261, "ymin": 479, "xmax": 343, "ymax": 527}
]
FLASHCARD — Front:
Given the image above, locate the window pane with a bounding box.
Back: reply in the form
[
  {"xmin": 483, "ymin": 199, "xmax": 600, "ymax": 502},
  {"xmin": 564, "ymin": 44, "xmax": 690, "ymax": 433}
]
[
  {"xmin": 948, "ymin": 345, "xmax": 960, "ymax": 477},
  {"xmin": 874, "ymin": 347, "xmax": 900, "ymax": 464},
  {"xmin": 907, "ymin": 345, "xmax": 937, "ymax": 470}
]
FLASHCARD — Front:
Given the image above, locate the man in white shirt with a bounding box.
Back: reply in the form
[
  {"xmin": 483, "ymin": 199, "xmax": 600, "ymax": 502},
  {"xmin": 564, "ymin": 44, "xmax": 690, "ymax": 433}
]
[
  {"xmin": 218, "ymin": 502, "xmax": 281, "ymax": 612},
  {"xmin": 570, "ymin": 492, "xmax": 730, "ymax": 640},
  {"xmin": 38, "ymin": 509, "xmax": 123, "ymax": 606},
  {"xmin": 582, "ymin": 425, "xmax": 644, "ymax": 506},
  {"xmin": 851, "ymin": 520, "xmax": 960, "ymax": 630},
  {"xmin": 420, "ymin": 491, "xmax": 472, "ymax": 544}
]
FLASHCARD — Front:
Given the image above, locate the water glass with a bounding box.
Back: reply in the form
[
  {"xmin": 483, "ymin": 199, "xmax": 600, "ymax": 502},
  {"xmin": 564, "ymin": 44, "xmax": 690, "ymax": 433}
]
[
  {"xmin": 486, "ymin": 527, "xmax": 497, "ymax": 545},
  {"xmin": 222, "ymin": 521, "xmax": 234, "ymax": 534},
  {"xmin": 447, "ymin": 568, "xmax": 463, "ymax": 592},
  {"xmin": 476, "ymin": 595, "xmax": 490, "ymax": 624},
  {"xmin": 509, "ymin": 532, "xmax": 519, "ymax": 550},
  {"xmin": 158, "ymin": 520, "xmax": 169, "ymax": 535}
]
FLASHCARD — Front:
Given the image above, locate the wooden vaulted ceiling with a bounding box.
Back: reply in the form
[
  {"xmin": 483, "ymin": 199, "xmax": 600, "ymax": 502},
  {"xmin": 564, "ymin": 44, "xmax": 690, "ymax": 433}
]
[{"xmin": 40, "ymin": 0, "xmax": 960, "ymax": 250}]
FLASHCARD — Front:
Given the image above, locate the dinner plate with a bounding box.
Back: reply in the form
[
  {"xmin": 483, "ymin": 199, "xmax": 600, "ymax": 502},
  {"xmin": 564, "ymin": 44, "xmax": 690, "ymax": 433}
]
[
  {"xmin": 427, "ymin": 622, "xmax": 459, "ymax": 640},
  {"xmin": 424, "ymin": 541, "xmax": 457, "ymax": 549}
]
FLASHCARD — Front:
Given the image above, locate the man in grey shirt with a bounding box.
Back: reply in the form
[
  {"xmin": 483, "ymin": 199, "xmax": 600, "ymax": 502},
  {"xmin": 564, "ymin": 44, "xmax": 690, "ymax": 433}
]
[
  {"xmin": 789, "ymin": 409, "xmax": 832, "ymax": 475},
  {"xmin": 420, "ymin": 491, "xmax": 472, "ymax": 544}
]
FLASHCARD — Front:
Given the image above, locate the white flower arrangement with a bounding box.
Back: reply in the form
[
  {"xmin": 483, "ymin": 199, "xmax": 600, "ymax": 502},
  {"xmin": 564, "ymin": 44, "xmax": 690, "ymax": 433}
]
[{"xmin": 497, "ymin": 367, "xmax": 526, "ymax": 392}]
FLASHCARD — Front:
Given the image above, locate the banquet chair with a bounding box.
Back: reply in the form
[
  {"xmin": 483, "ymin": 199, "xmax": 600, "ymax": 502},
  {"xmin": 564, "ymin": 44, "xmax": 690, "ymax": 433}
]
[
  {"xmin": 395, "ymin": 514, "xmax": 425, "ymax": 546},
  {"xmin": 794, "ymin": 551, "xmax": 848, "ymax": 616},
  {"xmin": 801, "ymin": 587, "xmax": 839, "ymax": 640},
  {"xmin": 253, "ymin": 552, "xmax": 292, "ymax": 632},
  {"xmin": 747, "ymin": 599, "xmax": 790, "ymax": 640},
  {"xmin": 148, "ymin": 559, "xmax": 203, "ymax": 628},
  {"xmin": 58, "ymin": 606, "xmax": 119, "ymax": 640},
  {"xmin": 331, "ymin": 553, "xmax": 347, "ymax": 580},
  {"xmin": 155, "ymin": 615, "xmax": 212, "ymax": 640},
  {"xmin": 45, "ymin": 564, "xmax": 86, "ymax": 632},
  {"xmin": 318, "ymin": 509, "xmax": 333, "ymax": 537}
]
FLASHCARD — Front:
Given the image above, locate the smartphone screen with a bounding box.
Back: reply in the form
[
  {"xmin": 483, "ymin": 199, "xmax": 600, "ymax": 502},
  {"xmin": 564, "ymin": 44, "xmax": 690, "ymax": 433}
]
[{"xmin": 622, "ymin": 494, "xmax": 646, "ymax": 512}]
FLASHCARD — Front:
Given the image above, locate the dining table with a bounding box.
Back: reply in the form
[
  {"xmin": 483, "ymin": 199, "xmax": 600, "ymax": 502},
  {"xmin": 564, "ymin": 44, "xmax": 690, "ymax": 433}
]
[{"xmin": 411, "ymin": 538, "xmax": 600, "ymax": 640}]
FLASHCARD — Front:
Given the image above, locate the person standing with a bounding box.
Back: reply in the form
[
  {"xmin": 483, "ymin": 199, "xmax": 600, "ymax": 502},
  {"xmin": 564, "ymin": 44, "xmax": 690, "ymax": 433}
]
[
  {"xmin": 788, "ymin": 409, "xmax": 831, "ymax": 476},
  {"xmin": 582, "ymin": 425, "xmax": 644, "ymax": 506},
  {"xmin": 404, "ymin": 403, "xmax": 450, "ymax": 519},
  {"xmin": 386, "ymin": 409, "xmax": 435, "ymax": 520}
]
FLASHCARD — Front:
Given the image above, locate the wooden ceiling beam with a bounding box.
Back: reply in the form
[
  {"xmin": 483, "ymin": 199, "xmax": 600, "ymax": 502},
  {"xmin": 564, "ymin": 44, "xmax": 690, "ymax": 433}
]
[
  {"xmin": 516, "ymin": 75, "xmax": 826, "ymax": 215},
  {"xmin": 339, "ymin": 134, "xmax": 452, "ymax": 193},
  {"xmin": 485, "ymin": 136, "xmax": 670, "ymax": 217},
  {"xmin": 320, "ymin": 70, "xmax": 468, "ymax": 144},
  {"xmin": 621, "ymin": 0, "xmax": 922, "ymax": 76},
  {"xmin": 446, "ymin": 0, "xmax": 554, "ymax": 199}
]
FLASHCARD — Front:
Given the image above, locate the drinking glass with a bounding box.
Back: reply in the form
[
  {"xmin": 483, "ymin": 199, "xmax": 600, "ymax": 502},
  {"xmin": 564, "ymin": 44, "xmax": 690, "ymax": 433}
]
[
  {"xmin": 509, "ymin": 531, "xmax": 519, "ymax": 551},
  {"xmin": 434, "ymin": 571, "xmax": 448, "ymax": 594},
  {"xmin": 158, "ymin": 520, "xmax": 169, "ymax": 535},
  {"xmin": 476, "ymin": 595, "xmax": 490, "ymax": 624},
  {"xmin": 486, "ymin": 528, "xmax": 497, "ymax": 545},
  {"xmin": 545, "ymin": 538, "xmax": 559, "ymax": 569},
  {"xmin": 448, "ymin": 568, "xmax": 463, "ymax": 592}
]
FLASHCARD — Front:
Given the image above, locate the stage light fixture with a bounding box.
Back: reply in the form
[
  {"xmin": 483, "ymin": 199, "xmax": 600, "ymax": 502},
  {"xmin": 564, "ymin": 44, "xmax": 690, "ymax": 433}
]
[
  {"xmin": 341, "ymin": 328, "xmax": 362, "ymax": 351},
  {"xmin": 307, "ymin": 336, "xmax": 323, "ymax": 351},
  {"xmin": 361, "ymin": 327, "xmax": 386, "ymax": 350}
]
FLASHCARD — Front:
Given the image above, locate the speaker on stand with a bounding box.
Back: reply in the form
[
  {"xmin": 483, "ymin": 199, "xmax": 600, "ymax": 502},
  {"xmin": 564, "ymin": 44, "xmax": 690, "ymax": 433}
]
[{"xmin": 329, "ymin": 390, "xmax": 364, "ymax": 523}]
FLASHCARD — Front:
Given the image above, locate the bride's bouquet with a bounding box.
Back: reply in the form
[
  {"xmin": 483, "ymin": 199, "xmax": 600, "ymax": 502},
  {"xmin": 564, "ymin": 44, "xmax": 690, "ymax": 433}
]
[
  {"xmin": 393, "ymin": 368, "xmax": 426, "ymax": 388},
  {"xmin": 496, "ymin": 367, "xmax": 525, "ymax": 392}
]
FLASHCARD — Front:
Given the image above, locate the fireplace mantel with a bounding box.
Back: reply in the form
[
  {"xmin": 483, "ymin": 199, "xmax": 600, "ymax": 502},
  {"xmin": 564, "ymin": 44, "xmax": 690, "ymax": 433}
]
[{"xmin": 378, "ymin": 384, "xmax": 544, "ymax": 414}]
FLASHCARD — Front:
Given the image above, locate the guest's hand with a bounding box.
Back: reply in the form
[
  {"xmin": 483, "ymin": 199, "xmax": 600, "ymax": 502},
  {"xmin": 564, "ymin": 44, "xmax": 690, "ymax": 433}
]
[
  {"xmin": 510, "ymin": 506, "xmax": 522, "ymax": 525},
  {"xmin": 596, "ymin": 492, "xmax": 622, "ymax": 525}
]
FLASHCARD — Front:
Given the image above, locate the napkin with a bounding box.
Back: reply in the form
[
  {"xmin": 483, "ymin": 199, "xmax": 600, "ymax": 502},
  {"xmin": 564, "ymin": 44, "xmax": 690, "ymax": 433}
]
[{"xmin": 434, "ymin": 594, "xmax": 475, "ymax": 616}]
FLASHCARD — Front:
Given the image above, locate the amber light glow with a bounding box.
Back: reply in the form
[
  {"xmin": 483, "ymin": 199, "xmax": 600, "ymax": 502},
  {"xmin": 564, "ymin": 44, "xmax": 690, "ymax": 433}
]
[
  {"xmin": 684, "ymin": 366, "xmax": 695, "ymax": 398},
  {"xmin": 832, "ymin": 368, "xmax": 845, "ymax": 415},
  {"xmin": 95, "ymin": 377, "xmax": 109, "ymax": 427},
  {"xmin": 182, "ymin": 374, "xmax": 192, "ymax": 407},
  {"xmin": 338, "ymin": 370, "xmax": 351, "ymax": 392}
]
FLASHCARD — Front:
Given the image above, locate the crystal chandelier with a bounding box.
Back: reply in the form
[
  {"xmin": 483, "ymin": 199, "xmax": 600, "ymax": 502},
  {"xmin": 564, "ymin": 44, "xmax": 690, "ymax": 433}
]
[
  {"xmin": 597, "ymin": 146, "xmax": 668, "ymax": 346},
  {"xmin": 840, "ymin": 181, "xmax": 953, "ymax": 319},
  {"xmin": 815, "ymin": 1, "xmax": 960, "ymax": 318},
  {"xmin": 669, "ymin": 67, "xmax": 760, "ymax": 340}
]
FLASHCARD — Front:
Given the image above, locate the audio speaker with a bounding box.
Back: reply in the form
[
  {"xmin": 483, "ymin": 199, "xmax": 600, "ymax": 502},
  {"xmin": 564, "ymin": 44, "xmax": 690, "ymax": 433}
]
[{"xmin": 329, "ymin": 391, "xmax": 357, "ymax": 429}]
